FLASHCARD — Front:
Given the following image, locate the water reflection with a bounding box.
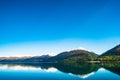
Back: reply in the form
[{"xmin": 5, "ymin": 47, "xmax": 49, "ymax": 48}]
[
  {"xmin": 54, "ymin": 63, "xmax": 100, "ymax": 76},
  {"xmin": 100, "ymin": 62, "xmax": 120, "ymax": 75},
  {"xmin": 0, "ymin": 64, "xmax": 58, "ymax": 73},
  {"xmin": 68, "ymin": 71, "xmax": 95, "ymax": 79},
  {"xmin": 0, "ymin": 63, "xmax": 119, "ymax": 80},
  {"xmin": 0, "ymin": 64, "xmax": 41, "ymax": 71}
]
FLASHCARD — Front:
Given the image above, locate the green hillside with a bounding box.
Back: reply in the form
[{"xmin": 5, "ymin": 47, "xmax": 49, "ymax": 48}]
[
  {"xmin": 98, "ymin": 44, "xmax": 120, "ymax": 61},
  {"xmin": 49, "ymin": 49, "xmax": 98, "ymax": 63}
]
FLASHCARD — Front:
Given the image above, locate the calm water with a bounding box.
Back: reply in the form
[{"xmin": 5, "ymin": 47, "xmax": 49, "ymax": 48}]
[{"xmin": 0, "ymin": 63, "xmax": 119, "ymax": 80}]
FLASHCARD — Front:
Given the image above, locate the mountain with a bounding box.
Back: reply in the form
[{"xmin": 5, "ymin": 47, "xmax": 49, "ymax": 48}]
[
  {"xmin": 48, "ymin": 49, "xmax": 98, "ymax": 63},
  {"xmin": 0, "ymin": 44, "xmax": 120, "ymax": 63},
  {"xmin": 0, "ymin": 56, "xmax": 31, "ymax": 61},
  {"xmin": 0, "ymin": 55, "xmax": 51, "ymax": 63},
  {"xmin": 24, "ymin": 55, "xmax": 51, "ymax": 62},
  {"xmin": 0, "ymin": 49, "xmax": 98, "ymax": 63},
  {"xmin": 98, "ymin": 44, "xmax": 120, "ymax": 61},
  {"xmin": 101, "ymin": 44, "xmax": 120, "ymax": 56}
]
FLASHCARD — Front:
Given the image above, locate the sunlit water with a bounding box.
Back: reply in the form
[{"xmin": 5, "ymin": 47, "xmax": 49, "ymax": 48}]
[{"xmin": 0, "ymin": 63, "xmax": 119, "ymax": 80}]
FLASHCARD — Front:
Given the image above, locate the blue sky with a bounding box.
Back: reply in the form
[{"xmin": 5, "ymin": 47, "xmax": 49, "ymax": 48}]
[{"xmin": 0, "ymin": 0, "xmax": 120, "ymax": 56}]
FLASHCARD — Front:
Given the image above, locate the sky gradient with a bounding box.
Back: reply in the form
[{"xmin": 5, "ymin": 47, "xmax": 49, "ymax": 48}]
[{"xmin": 0, "ymin": 0, "xmax": 120, "ymax": 56}]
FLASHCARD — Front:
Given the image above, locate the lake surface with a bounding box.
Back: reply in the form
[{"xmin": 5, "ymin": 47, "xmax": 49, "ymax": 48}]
[{"xmin": 0, "ymin": 63, "xmax": 119, "ymax": 80}]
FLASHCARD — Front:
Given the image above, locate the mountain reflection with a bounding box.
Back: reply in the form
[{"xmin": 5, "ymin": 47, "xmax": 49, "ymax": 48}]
[
  {"xmin": 0, "ymin": 64, "xmax": 41, "ymax": 70},
  {"xmin": 54, "ymin": 63, "xmax": 100, "ymax": 75},
  {"xmin": 68, "ymin": 71, "xmax": 95, "ymax": 79},
  {"xmin": 0, "ymin": 62, "xmax": 119, "ymax": 79},
  {"xmin": 99, "ymin": 62, "xmax": 120, "ymax": 75},
  {"xmin": 0, "ymin": 64, "xmax": 58, "ymax": 73}
]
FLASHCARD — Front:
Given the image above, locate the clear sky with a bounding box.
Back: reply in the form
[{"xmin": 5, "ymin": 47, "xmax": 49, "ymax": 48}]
[{"xmin": 0, "ymin": 0, "xmax": 120, "ymax": 56}]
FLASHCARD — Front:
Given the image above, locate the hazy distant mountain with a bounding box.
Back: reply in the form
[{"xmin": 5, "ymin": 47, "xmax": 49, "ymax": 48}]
[
  {"xmin": 0, "ymin": 56, "xmax": 31, "ymax": 60},
  {"xmin": 101, "ymin": 44, "xmax": 120, "ymax": 56},
  {"xmin": 0, "ymin": 55, "xmax": 51, "ymax": 63},
  {"xmin": 24, "ymin": 55, "xmax": 51, "ymax": 62}
]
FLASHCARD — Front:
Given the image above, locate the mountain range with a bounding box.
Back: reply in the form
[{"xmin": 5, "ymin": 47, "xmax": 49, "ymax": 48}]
[{"xmin": 0, "ymin": 44, "xmax": 120, "ymax": 63}]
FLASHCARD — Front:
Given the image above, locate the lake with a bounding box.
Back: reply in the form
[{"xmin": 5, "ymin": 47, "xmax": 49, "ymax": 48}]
[{"xmin": 0, "ymin": 63, "xmax": 119, "ymax": 80}]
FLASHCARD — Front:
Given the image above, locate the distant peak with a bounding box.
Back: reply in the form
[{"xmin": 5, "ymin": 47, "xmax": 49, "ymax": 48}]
[
  {"xmin": 47, "ymin": 53, "xmax": 57, "ymax": 56},
  {"xmin": 40, "ymin": 54, "xmax": 51, "ymax": 57},
  {"xmin": 76, "ymin": 47, "xmax": 88, "ymax": 51},
  {"xmin": 73, "ymin": 47, "xmax": 92, "ymax": 52},
  {"xmin": 65, "ymin": 47, "xmax": 92, "ymax": 53}
]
